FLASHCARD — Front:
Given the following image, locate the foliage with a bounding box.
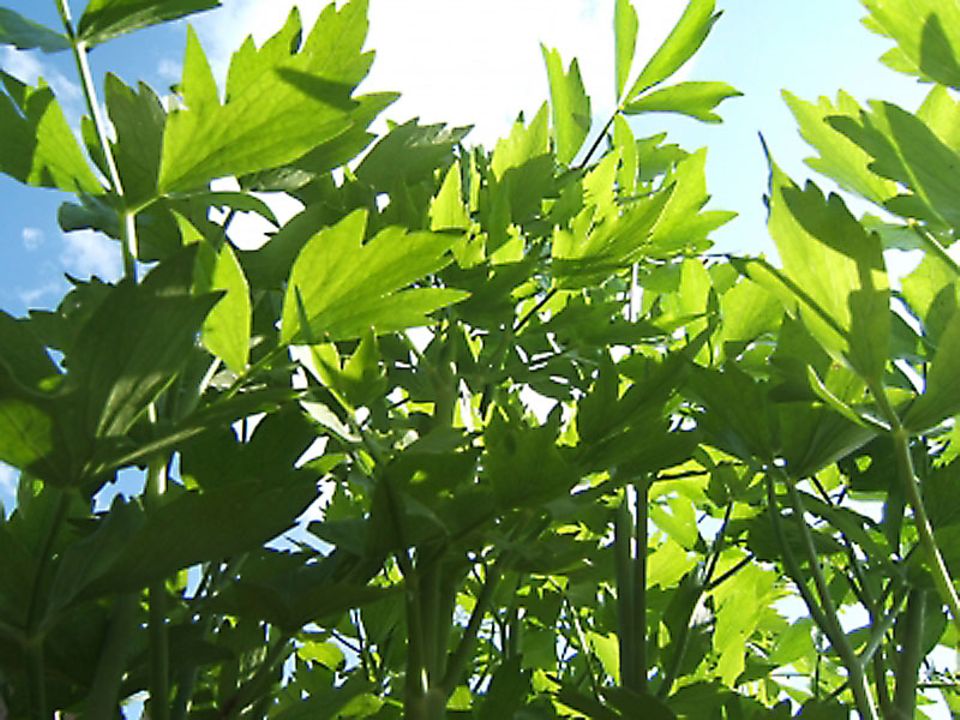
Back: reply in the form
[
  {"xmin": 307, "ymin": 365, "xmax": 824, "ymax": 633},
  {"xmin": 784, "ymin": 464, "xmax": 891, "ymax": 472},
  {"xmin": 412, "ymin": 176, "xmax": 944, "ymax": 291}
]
[{"xmin": 0, "ymin": 0, "xmax": 958, "ymax": 718}]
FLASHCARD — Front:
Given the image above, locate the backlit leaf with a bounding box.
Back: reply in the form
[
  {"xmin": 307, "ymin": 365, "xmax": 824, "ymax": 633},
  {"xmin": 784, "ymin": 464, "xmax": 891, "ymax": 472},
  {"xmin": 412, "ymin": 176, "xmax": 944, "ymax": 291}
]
[
  {"xmin": 626, "ymin": 0, "xmax": 719, "ymax": 99},
  {"xmin": 614, "ymin": 0, "xmax": 639, "ymax": 100},
  {"xmin": 541, "ymin": 45, "xmax": 591, "ymax": 165},
  {"xmin": 623, "ymin": 81, "xmax": 741, "ymax": 123},
  {"xmin": 281, "ymin": 209, "xmax": 467, "ymax": 343}
]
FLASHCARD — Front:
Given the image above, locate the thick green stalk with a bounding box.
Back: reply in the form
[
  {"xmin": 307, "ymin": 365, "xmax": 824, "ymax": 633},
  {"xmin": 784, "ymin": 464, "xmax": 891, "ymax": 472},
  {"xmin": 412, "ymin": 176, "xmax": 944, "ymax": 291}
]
[
  {"xmin": 147, "ymin": 457, "xmax": 170, "ymax": 720},
  {"xmin": 85, "ymin": 593, "xmax": 138, "ymax": 719},
  {"xmin": 892, "ymin": 589, "xmax": 925, "ymax": 719},
  {"xmin": 633, "ymin": 481, "xmax": 648, "ymax": 693},
  {"xmin": 442, "ymin": 560, "xmax": 503, "ymax": 696},
  {"xmin": 871, "ymin": 385, "xmax": 960, "ymax": 636},
  {"xmin": 53, "ymin": 0, "xmax": 138, "ymax": 279}
]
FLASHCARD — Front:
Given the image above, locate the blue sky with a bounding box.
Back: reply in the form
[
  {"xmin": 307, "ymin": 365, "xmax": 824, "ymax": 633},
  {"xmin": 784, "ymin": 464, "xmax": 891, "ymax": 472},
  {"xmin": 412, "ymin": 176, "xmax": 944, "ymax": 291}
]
[{"xmin": 0, "ymin": 0, "xmax": 931, "ymax": 502}]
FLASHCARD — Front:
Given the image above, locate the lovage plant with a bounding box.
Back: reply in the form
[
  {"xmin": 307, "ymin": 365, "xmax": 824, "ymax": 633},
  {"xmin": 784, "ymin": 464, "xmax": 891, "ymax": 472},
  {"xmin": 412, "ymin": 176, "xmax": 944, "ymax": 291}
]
[{"xmin": 0, "ymin": 0, "xmax": 958, "ymax": 718}]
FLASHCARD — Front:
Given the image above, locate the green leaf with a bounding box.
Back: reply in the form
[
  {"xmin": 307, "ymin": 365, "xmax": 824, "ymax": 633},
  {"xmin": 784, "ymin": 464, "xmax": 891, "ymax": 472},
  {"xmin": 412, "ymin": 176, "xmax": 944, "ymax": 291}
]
[
  {"xmin": 70, "ymin": 247, "xmax": 220, "ymax": 438},
  {"xmin": 490, "ymin": 103, "xmax": 549, "ymax": 180},
  {"xmin": 905, "ymin": 309, "xmax": 960, "ymax": 432},
  {"xmin": 159, "ymin": 3, "xmax": 369, "ymax": 193},
  {"xmin": 829, "ymin": 100, "xmax": 960, "ymax": 228},
  {"xmin": 188, "ymin": 225, "xmax": 251, "ymax": 374},
  {"xmin": 614, "ymin": 0, "xmax": 639, "ymax": 100},
  {"xmin": 281, "ymin": 209, "xmax": 467, "ymax": 343},
  {"xmin": 862, "ymin": 0, "xmax": 960, "ymax": 89},
  {"xmin": 429, "ymin": 161, "xmax": 469, "ymax": 231},
  {"xmin": 84, "ymin": 475, "xmax": 316, "ymax": 596},
  {"xmin": 105, "ymin": 73, "xmax": 165, "ymax": 208},
  {"xmin": 541, "ymin": 45, "xmax": 591, "ymax": 165},
  {"xmin": 78, "ymin": 0, "xmax": 221, "ymax": 47},
  {"xmin": 625, "ymin": 0, "xmax": 719, "ymax": 99},
  {"xmin": 647, "ymin": 147, "xmax": 736, "ymax": 255},
  {"xmin": 478, "ymin": 657, "xmax": 530, "ymax": 720},
  {"xmin": 0, "ymin": 8, "xmax": 69, "ymax": 52},
  {"xmin": 766, "ymin": 163, "xmax": 890, "ymax": 381},
  {"xmin": 783, "ymin": 90, "xmax": 897, "ymax": 206},
  {"xmin": 0, "ymin": 72, "xmax": 102, "ymax": 193},
  {"xmin": 623, "ymin": 81, "xmax": 741, "ymax": 123},
  {"xmin": 355, "ymin": 118, "xmax": 471, "ymax": 190}
]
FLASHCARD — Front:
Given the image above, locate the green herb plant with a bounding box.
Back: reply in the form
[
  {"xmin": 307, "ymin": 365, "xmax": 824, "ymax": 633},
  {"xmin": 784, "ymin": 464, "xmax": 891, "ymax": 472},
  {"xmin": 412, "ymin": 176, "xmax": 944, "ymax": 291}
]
[{"xmin": 0, "ymin": 0, "xmax": 958, "ymax": 717}]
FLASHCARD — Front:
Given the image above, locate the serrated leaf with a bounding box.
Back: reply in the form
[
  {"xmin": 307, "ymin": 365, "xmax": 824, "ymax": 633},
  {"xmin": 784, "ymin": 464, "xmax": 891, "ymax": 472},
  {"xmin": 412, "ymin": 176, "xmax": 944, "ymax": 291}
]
[
  {"xmin": 0, "ymin": 8, "xmax": 69, "ymax": 52},
  {"xmin": 78, "ymin": 0, "xmax": 221, "ymax": 47},
  {"xmin": 541, "ymin": 45, "xmax": 591, "ymax": 165},
  {"xmin": 105, "ymin": 73, "xmax": 165, "ymax": 208},
  {"xmin": 862, "ymin": 0, "xmax": 960, "ymax": 89},
  {"xmin": 626, "ymin": 0, "xmax": 719, "ymax": 99},
  {"xmin": 784, "ymin": 90, "xmax": 897, "ymax": 205},
  {"xmin": 281, "ymin": 209, "xmax": 467, "ymax": 343},
  {"xmin": 70, "ymin": 247, "xmax": 219, "ymax": 438},
  {"xmin": 767, "ymin": 162, "xmax": 890, "ymax": 381},
  {"xmin": 624, "ymin": 81, "xmax": 741, "ymax": 123},
  {"xmin": 159, "ymin": 3, "xmax": 370, "ymax": 193},
  {"xmin": 0, "ymin": 72, "xmax": 101, "ymax": 193},
  {"xmin": 614, "ymin": 0, "xmax": 639, "ymax": 100}
]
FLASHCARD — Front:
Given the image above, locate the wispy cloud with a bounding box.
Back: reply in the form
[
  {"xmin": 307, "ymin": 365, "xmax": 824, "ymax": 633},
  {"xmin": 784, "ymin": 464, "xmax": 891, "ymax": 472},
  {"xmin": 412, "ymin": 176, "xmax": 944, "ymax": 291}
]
[
  {"xmin": 22, "ymin": 226, "xmax": 44, "ymax": 251},
  {"xmin": 192, "ymin": 1, "xmax": 688, "ymax": 146},
  {"xmin": 59, "ymin": 230, "xmax": 123, "ymax": 282},
  {"xmin": 0, "ymin": 46, "xmax": 82, "ymax": 111}
]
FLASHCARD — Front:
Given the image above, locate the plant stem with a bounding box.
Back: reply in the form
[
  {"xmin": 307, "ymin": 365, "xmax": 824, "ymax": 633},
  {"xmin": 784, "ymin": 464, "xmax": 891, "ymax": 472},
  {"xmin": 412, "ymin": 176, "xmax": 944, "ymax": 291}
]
[
  {"xmin": 871, "ymin": 384, "xmax": 960, "ymax": 637},
  {"xmin": 633, "ymin": 481, "xmax": 648, "ymax": 693},
  {"xmin": 614, "ymin": 498, "xmax": 635, "ymax": 692},
  {"xmin": 147, "ymin": 456, "xmax": 170, "ymax": 720},
  {"xmin": 27, "ymin": 639, "xmax": 49, "ymax": 720},
  {"xmin": 892, "ymin": 589, "xmax": 925, "ymax": 719},
  {"xmin": 779, "ymin": 476, "xmax": 879, "ymax": 720},
  {"xmin": 442, "ymin": 559, "xmax": 503, "ymax": 696},
  {"xmin": 85, "ymin": 593, "xmax": 138, "ymax": 719},
  {"xmin": 53, "ymin": 0, "xmax": 138, "ymax": 280}
]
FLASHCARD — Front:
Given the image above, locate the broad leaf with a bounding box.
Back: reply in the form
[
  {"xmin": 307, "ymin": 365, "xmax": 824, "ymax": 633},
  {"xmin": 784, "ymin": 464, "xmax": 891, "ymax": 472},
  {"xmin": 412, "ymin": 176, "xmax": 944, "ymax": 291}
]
[
  {"xmin": 0, "ymin": 72, "xmax": 101, "ymax": 193},
  {"xmin": 784, "ymin": 90, "xmax": 896, "ymax": 205},
  {"xmin": 280, "ymin": 209, "xmax": 467, "ymax": 343},
  {"xmin": 78, "ymin": 0, "xmax": 221, "ymax": 47},
  {"xmin": 541, "ymin": 45, "xmax": 591, "ymax": 165},
  {"xmin": 69, "ymin": 247, "xmax": 220, "ymax": 438},
  {"xmin": 105, "ymin": 73, "xmax": 165, "ymax": 208},
  {"xmin": 626, "ymin": 0, "xmax": 719, "ymax": 99},
  {"xmin": 623, "ymin": 81, "xmax": 741, "ymax": 123},
  {"xmin": 766, "ymin": 163, "xmax": 890, "ymax": 381},
  {"xmin": 0, "ymin": 8, "xmax": 69, "ymax": 52},
  {"xmin": 159, "ymin": 3, "xmax": 370, "ymax": 193},
  {"xmin": 862, "ymin": 0, "xmax": 960, "ymax": 89}
]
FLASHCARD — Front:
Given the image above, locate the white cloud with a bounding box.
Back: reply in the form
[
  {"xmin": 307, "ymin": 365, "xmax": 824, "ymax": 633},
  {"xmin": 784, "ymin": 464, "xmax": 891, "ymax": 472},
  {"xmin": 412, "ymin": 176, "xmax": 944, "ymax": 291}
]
[
  {"xmin": 194, "ymin": 1, "xmax": 688, "ymax": 146},
  {"xmin": 21, "ymin": 227, "xmax": 44, "ymax": 251},
  {"xmin": 18, "ymin": 280, "xmax": 65, "ymax": 307},
  {"xmin": 0, "ymin": 46, "xmax": 82, "ymax": 110},
  {"xmin": 157, "ymin": 57, "xmax": 182, "ymax": 85},
  {"xmin": 60, "ymin": 230, "xmax": 123, "ymax": 282}
]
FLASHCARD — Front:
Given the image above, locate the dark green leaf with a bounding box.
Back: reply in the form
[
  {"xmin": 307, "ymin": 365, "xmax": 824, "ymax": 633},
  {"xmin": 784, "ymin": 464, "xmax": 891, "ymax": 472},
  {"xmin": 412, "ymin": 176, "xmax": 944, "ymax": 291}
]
[
  {"xmin": 0, "ymin": 8, "xmax": 69, "ymax": 52},
  {"xmin": 78, "ymin": 0, "xmax": 221, "ymax": 46}
]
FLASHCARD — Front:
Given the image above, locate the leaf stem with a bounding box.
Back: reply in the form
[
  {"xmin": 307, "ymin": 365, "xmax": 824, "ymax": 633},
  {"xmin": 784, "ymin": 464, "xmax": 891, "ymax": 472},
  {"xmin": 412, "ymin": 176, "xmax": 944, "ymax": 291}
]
[
  {"xmin": 85, "ymin": 593, "xmax": 138, "ymax": 719},
  {"xmin": 870, "ymin": 382, "xmax": 960, "ymax": 637},
  {"xmin": 146, "ymin": 456, "xmax": 170, "ymax": 720},
  {"xmin": 54, "ymin": 0, "xmax": 138, "ymax": 280}
]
